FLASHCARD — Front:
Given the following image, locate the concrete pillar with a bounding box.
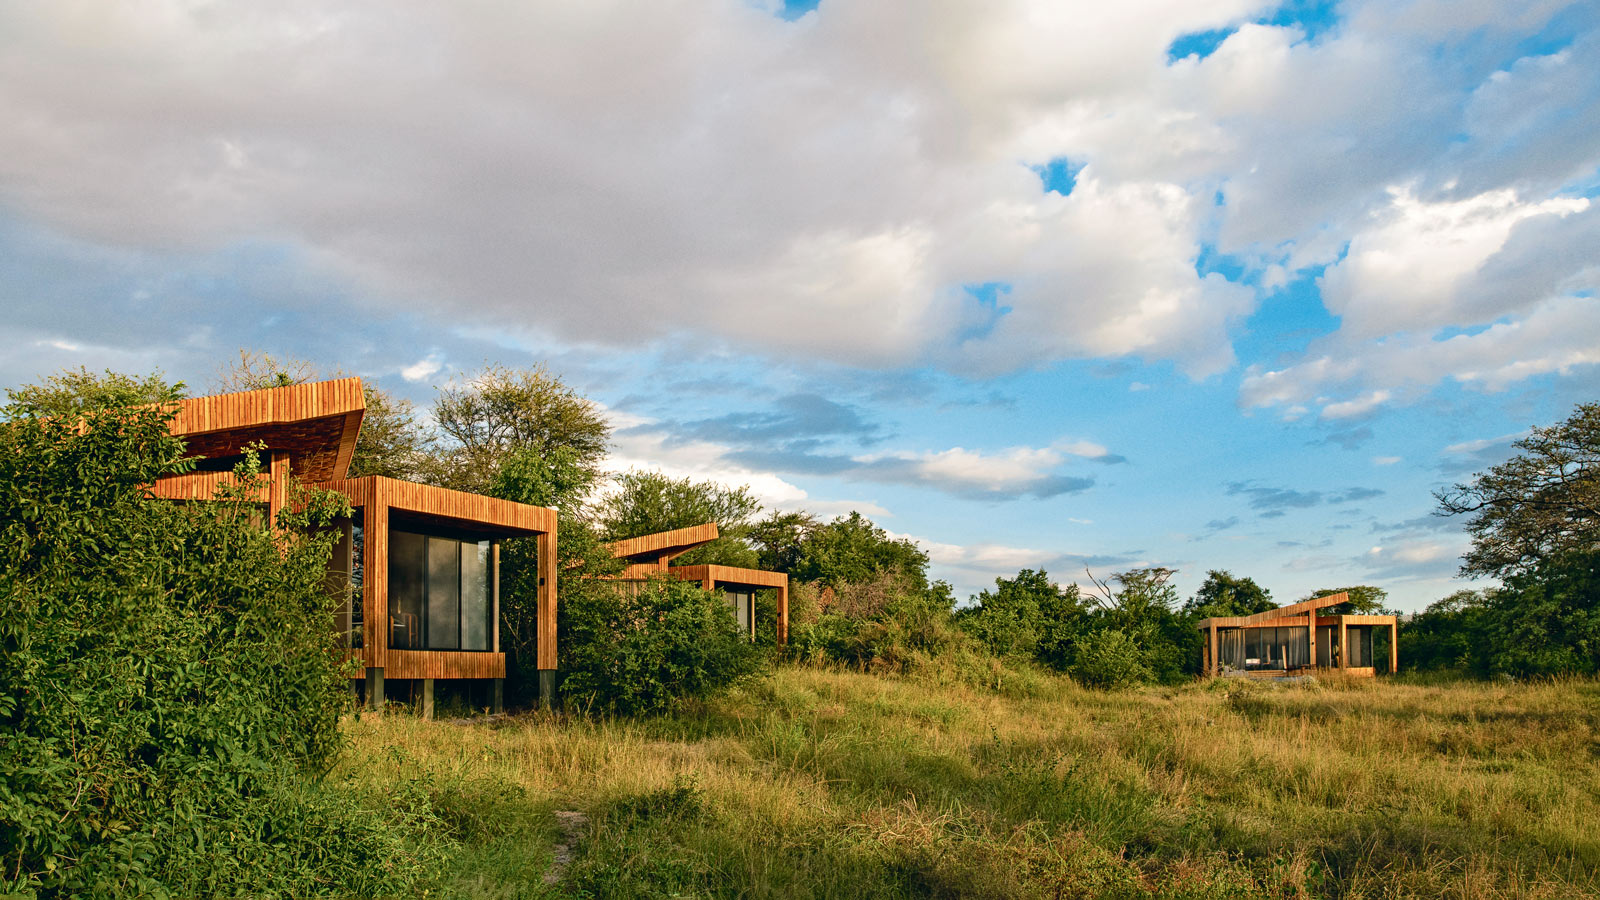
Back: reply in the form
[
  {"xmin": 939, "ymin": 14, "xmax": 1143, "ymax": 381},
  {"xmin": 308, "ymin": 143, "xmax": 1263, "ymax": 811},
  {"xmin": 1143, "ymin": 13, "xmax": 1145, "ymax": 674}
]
[
  {"xmin": 365, "ymin": 667, "xmax": 384, "ymax": 711},
  {"xmin": 539, "ymin": 670, "xmax": 556, "ymax": 710},
  {"xmin": 490, "ymin": 678, "xmax": 504, "ymax": 715},
  {"xmin": 1339, "ymin": 622, "xmax": 1348, "ymax": 670},
  {"xmin": 421, "ymin": 678, "xmax": 435, "ymax": 720},
  {"xmin": 1389, "ymin": 622, "xmax": 1399, "ymax": 674}
]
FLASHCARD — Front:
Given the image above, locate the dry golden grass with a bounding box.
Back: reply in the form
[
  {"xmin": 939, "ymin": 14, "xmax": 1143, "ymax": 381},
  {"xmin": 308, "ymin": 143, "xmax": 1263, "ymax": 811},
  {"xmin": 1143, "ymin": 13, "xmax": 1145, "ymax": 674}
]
[{"xmin": 338, "ymin": 667, "xmax": 1600, "ymax": 899}]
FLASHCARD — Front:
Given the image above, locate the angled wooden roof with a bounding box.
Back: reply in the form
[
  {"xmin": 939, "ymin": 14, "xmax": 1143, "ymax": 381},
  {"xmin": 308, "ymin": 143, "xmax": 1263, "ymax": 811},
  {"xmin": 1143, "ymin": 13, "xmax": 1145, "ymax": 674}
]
[
  {"xmin": 606, "ymin": 523, "xmax": 720, "ymax": 564},
  {"xmin": 1197, "ymin": 591, "xmax": 1357, "ymax": 629},
  {"xmin": 170, "ymin": 378, "xmax": 365, "ymax": 482},
  {"xmin": 669, "ymin": 564, "xmax": 787, "ymax": 590}
]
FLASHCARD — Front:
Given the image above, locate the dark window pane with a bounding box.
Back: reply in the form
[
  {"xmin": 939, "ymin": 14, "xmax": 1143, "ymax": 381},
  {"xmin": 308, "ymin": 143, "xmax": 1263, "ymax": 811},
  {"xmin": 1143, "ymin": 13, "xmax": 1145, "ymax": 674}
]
[
  {"xmin": 427, "ymin": 536, "xmax": 461, "ymax": 650},
  {"xmin": 460, "ymin": 540, "xmax": 490, "ymax": 651},
  {"xmin": 390, "ymin": 530, "xmax": 425, "ymax": 650}
]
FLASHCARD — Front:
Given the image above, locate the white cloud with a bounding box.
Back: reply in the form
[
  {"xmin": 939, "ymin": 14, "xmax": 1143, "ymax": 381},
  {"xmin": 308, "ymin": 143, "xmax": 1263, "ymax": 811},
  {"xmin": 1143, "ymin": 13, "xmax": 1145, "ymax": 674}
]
[
  {"xmin": 1242, "ymin": 293, "xmax": 1600, "ymax": 415},
  {"xmin": 399, "ymin": 354, "xmax": 443, "ymax": 383},
  {"xmin": 1320, "ymin": 389, "xmax": 1391, "ymax": 421},
  {"xmin": 1372, "ymin": 455, "xmax": 1402, "ymax": 466},
  {"xmin": 0, "ymin": 0, "xmax": 1594, "ymax": 403},
  {"xmin": 1319, "ymin": 187, "xmax": 1589, "ymax": 339}
]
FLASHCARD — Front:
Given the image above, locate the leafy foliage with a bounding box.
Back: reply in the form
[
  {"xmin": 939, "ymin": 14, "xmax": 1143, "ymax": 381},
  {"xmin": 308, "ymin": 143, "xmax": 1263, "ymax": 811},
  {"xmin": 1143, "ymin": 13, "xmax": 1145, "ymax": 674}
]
[
  {"xmin": 596, "ymin": 471, "xmax": 762, "ymax": 567},
  {"xmin": 3, "ymin": 366, "xmax": 183, "ymax": 417},
  {"xmin": 1305, "ymin": 585, "xmax": 1390, "ymax": 614},
  {"xmin": 559, "ymin": 578, "xmax": 765, "ymax": 715},
  {"xmin": 1182, "ymin": 570, "xmax": 1275, "ymax": 619},
  {"xmin": 425, "ymin": 363, "xmax": 610, "ymax": 495},
  {"xmin": 1068, "ymin": 628, "xmax": 1154, "ymax": 689},
  {"xmin": 791, "ymin": 512, "xmax": 928, "ymax": 587},
  {"xmin": 749, "ymin": 509, "xmax": 819, "ymax": 573},
  {"xmin": 0, "ymin": 397, "xmax": 429, "ymax": 896},
  {"xmin": 957, "ymin": 569, "xmax": 1091, "ymax": 668},
  {"xmin": 1437, "ymin": 402, "xmax": 1600, "ymax": 579}
]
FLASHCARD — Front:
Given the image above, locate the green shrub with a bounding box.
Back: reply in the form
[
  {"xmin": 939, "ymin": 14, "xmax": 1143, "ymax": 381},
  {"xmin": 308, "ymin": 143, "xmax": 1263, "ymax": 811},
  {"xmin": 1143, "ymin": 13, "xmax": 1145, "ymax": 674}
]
[
  {"xmin": 0, "ymin": 401, "xmax": 432, "ymax": 896},
  {"xmin": 559, "ymin": 577, "xmax": 766, "ymax": 715},
  {"xmin": 1069, "ymin": 628, "xmax": 1153, "ymax": 690}
]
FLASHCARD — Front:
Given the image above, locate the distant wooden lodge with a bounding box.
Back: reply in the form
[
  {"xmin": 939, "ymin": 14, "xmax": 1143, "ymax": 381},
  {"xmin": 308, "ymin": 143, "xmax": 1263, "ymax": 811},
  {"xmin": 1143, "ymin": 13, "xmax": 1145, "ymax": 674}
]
[
  {"xmin": 149, "ymin": 377, "xmax": 558, "ymax": 713},
  {"xmin": 1198, "ymin": 592, "xmax": 1397, "ymax": 678},
  {"xmin": 604, "ymin": 524, "xmax": 789, "ymax": 645}
]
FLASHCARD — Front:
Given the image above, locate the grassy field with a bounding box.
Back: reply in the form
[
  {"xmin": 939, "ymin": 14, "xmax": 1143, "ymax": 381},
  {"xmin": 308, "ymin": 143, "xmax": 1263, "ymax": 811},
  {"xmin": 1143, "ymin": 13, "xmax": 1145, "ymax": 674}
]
[{"xmin": 339, "ymin": 666, "xmax": 1600, "ymax": 899}]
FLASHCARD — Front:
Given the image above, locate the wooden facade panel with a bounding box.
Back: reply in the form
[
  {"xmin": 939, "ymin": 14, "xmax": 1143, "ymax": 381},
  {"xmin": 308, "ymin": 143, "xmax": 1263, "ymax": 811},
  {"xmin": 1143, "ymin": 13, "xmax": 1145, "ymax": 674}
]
[
  {"xmin": 607, "ymin": 524, "xmax": 719, "ymax": 563},
  {"xmin": 384, "ymin": 650, "xmax": 506, "ymax": 680},
  {"xmin": 149, "ymin": 470, "xmax": 270, "ymax": 502},
  {"xmin": 376, "ymin": 477, "xmax": 557, "ymax": 535},
  {"xmin": 669, "ymin": 564, "xmax": 789, "ymax": 589}
]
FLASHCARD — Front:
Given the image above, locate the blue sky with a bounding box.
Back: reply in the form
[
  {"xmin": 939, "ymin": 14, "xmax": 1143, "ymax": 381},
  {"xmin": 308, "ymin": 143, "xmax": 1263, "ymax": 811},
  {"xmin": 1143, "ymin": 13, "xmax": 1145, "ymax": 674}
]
[{"xmin": 2, "ymin": 0, "xmax": 1597, "ymax": 610}]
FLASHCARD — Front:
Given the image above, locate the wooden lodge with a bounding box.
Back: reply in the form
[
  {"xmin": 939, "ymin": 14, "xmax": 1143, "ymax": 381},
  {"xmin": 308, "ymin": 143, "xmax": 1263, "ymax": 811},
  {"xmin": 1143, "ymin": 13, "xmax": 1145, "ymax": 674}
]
[
  {"xmin": 604, "ymin": 524, "xmax": 789, "ymax": 645},
  {"xmin": 1197, "ymin": 592, "xmax": 1397, "ymax": 678},
  {"xmin": 149, "ymin": 377, "xmax": 559, "ymax": 713}
]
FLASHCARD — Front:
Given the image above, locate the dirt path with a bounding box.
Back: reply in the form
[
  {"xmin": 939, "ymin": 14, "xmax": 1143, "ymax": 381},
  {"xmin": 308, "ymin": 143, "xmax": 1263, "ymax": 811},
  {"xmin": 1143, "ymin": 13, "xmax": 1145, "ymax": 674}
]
[{"xmin": 543, "ymin": 810, "xmax": 589, "ymax": 886}]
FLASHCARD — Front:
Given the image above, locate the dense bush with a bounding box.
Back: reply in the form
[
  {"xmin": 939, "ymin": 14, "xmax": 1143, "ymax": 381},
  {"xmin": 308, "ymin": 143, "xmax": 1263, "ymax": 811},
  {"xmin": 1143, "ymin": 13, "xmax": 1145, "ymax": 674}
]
[
  {"xmin": 1401, "ymin": 553, "xmax": 1600, "ymax": 678},
  {"xmin": 1068, "ymin": 628, "xmax": 1153, "ymax": 689},
  {"xmin": 0, "ymin": 403, "xmax": 431, "ymax": 896},
  {"xmin": 559, "ymin": 577, "xmax": 766, "ymax": 715}
]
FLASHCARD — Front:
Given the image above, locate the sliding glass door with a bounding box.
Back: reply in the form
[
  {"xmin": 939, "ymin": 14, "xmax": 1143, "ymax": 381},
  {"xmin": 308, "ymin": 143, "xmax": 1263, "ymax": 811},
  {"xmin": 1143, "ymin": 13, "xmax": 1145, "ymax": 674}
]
[{"xmin": 389, "ymin": 529, "xmax": 494, "ymax": 651}]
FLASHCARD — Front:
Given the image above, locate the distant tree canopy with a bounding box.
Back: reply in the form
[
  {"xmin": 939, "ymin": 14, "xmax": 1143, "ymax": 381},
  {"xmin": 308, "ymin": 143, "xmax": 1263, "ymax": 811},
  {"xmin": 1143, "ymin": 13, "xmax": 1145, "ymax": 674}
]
[
  {"xmin": 3, "ymin": 366, "xmax": 183, "ymax": 417},
  {"xmin": 1182, "ymin": 570, "xmax": 1275, "ymax": 619},
  {"xmin": 596, "ymin": 471, "xmax": 762, "ymax": 568},
  {"xmin": 791, "ymin": 512, "xmax": 928, "ymax": 587},
  {"xmin": 1437, "ymin": 402, "xmax": 1600, "ymax": 579},
  {"xmin": 425, "ymin": 363, "xmax": 610, "ymax": 496}
]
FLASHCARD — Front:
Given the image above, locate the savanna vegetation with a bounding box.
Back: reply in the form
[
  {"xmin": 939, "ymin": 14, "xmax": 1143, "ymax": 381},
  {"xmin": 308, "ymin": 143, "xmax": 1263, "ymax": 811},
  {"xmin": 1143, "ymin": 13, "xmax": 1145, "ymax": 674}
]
[
  {"xmin": 344, "ymin": 667, "xmax": 1600, "ymax": 899},
  {"xmin": 3, "ymin": 360, "xmax": 1596, "ymax": 897}
]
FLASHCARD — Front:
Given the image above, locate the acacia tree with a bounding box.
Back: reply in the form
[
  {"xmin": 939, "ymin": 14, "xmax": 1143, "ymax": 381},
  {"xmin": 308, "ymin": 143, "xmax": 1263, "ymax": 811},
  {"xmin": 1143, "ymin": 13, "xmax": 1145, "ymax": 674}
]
[
  {"xmin": 425, "ymin": 363, "xmax": 609, "ymax": 495},
  {"xmin": 1437, "ymin": 402, "xmax": 1600, "ymax": 579}
]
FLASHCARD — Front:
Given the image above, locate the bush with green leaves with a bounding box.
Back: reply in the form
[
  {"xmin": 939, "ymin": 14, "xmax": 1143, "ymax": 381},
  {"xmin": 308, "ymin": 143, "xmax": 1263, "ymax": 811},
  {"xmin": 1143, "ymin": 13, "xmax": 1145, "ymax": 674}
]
[
  {"xmin": 558, "ymin": 577, "xmax": 766, "ymax": 715},
  {"xmin": 0, "ymin": 400, "xmax": 433, "ymax": 896},
  {"xmin": 1069, "ymin": 628, "xmax": 1153, "ymax": 690}
]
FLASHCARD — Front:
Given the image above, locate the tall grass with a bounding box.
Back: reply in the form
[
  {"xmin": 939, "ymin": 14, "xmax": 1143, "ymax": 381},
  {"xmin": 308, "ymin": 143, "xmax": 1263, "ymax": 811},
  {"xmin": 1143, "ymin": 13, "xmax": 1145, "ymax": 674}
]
[{"xmin": 338, "ymin": 667, "xmax": 1600, "ymax": 899}]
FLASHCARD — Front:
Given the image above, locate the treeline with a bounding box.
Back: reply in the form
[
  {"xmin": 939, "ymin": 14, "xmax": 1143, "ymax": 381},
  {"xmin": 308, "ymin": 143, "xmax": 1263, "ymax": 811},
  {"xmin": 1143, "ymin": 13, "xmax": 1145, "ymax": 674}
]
[{"xmin": 1402, "ymin": 402, "xmax": 1600, "ymax": 678}]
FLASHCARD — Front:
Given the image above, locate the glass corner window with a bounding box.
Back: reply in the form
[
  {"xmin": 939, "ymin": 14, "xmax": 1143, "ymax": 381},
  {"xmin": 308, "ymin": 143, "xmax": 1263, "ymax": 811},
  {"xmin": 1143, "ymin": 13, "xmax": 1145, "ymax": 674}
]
[{"xmin": 389, "ymin": 529, "xmax": 495, "ymax": 652}]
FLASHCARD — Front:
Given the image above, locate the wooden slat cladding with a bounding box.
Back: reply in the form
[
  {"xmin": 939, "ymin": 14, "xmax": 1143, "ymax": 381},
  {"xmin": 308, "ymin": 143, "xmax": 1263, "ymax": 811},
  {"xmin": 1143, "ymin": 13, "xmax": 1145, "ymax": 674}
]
[
  {"xmin": 669, "ymin": 564, "xmax": 788, "ymax": 589},
  {"xmin": 606, "ymin": 523, "xmax": 719, "ymax": 563},
  {"xmin": 385, "ymin": 650, "xmax": 506, "ymax": 679},
  {"xmin": 148, "ymin": 470, "xmax": 270, "ymax": 502},
  {"xmin": 384, "ymin": 478, "xmax": 557, "ymax": 535},
  {"xmin": 169, "ymin": 378, "xmax": 366, "ymax": 481}
]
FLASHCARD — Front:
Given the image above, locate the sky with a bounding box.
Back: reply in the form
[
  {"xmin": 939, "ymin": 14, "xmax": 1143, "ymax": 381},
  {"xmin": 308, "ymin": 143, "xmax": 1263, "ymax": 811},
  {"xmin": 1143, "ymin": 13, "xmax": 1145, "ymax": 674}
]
[{"xmin": 2, "ymin": 0, "xmax": 1597, "ymax": 611}]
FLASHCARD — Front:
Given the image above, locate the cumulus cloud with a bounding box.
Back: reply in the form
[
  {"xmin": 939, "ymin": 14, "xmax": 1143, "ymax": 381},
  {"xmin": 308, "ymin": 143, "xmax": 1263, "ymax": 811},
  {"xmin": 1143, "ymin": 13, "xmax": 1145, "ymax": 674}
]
[{"xmin": 0, "ymin": 0, "xmax": 1595, "ymax": 411}]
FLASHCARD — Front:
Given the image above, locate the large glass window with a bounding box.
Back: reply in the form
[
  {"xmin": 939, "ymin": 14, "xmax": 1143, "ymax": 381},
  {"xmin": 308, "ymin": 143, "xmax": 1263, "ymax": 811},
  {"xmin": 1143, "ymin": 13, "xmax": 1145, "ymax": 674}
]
[
  {"xmin": 725, "ymin": 589, "xmax": 753, "ymax": 636},
  {"xmin": 1347, "ymin": 625, "xmax": 1373, "ymax": 667},
  {"xmin": 389, "ymin": 529, "xmax": 494, "ymax": 651},
  {"xmin": 1242, "ymin": 626, "xmax": 1310, "ymax": 669}
]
